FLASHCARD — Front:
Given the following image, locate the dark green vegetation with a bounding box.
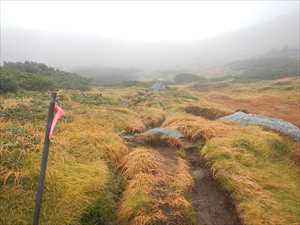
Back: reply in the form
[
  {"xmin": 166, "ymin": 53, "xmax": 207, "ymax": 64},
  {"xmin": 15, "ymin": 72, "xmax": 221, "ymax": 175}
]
[
  {"xmin": 184, "ymin": 105, "xmax": 228, "ymax": 120},
  {"xmin": 0, "ymin": 61, "xmax": 90, "ymax": 93},
  {"xmin": 72, "ymin": 93, "xmax": 118, "ymax": 106},
  {"xmin": 227, "ymin": 47, "xmax": 300, "ymax": 80}
]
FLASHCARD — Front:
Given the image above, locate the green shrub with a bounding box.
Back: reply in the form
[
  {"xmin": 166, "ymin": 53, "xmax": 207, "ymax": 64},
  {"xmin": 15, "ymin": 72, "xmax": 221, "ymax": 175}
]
[
  {"xmin": 0, "ymin": 75, "xmax": 18, "ymax": 93},
  {"xmin": 80, "ymin": 194, "xmax": 116, "ymax": 225},
  {"xmin": 0, "ymin": 61, "xmax": 91, "ymax": 93},
  {"xmin": 72, "ymin": 94, "xmax": 117, "ymax": 106}
]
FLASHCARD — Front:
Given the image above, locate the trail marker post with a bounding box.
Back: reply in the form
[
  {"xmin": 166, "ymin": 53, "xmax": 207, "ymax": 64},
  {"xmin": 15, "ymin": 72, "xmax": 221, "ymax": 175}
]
[{"xmin": 33, "ymin": 92, "xmax": 57, "ymax": 225}]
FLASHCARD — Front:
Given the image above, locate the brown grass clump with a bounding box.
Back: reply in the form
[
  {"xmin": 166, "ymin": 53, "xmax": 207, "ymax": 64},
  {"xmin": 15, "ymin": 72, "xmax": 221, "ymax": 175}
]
[
  {"xmin": 139, "ymin": 107, "xmax": 166, "ymax": 128},
  {"xmin": 163, "ymin": 115, "xmax": 233, "ymax": 141},
  {"xmin": 184, "ymin": 105, "xmax": 228, "ymax": 120},
  {"xmin": 123, "ymin": 107, "xmax": 166, "ymax": 134},
  {"xmin": 55, "ymin": 116, "xmax": 129, "ymax": 165},
  {"xmin": 118, "ymin": 173, "xmax": 195, "ymax": 225},
  {"xmin": 135, "ymin": 133, "xmax": 183, "ymax": 148},
  {"xmin": 172, "ymin": 158, "xmax": 194, "ymax": 193},
  {"xmin": 162, "ymin": 136, "xmax": 183, "ymax": 148},
  {"xmin": 125, "ymin": 121, "xmax": 146, "ymax": 134},
  {"xmin": 118, "ymin": 148, "xmax": 195, "ymax": 225},
  {"xmin": 119, "ymin": 148, "xmax": 166, "ymax": 180},
  {"xmin": 117, "ymin": 173, "xmax": 168, "ymax": 225}
]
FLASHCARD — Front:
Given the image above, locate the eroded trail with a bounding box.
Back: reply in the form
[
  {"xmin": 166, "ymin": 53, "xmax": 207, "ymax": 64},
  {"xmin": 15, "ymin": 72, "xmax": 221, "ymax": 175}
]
[
  {"xmin": 186, "ymin": 146, "xmax": 241, "ymax": 225},
  {"xmin": 122, "ymin": 129, "xmax": 241, "ymax": 225}
]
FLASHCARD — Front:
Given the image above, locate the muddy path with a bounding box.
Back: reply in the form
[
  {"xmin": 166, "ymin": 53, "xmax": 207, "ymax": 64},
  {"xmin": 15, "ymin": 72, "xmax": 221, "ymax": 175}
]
[
  {"xmin": 185, "ymin": 146, "xmax": 241, "ymax": 225},
  {"xmin": 122, "ymin": 134, "xmax": 241, "ymax": 225}
]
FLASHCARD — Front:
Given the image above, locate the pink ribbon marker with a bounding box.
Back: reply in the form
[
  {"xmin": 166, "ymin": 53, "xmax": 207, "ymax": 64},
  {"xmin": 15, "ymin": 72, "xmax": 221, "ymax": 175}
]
[{"xmin": 49, "ymin": 102, "xmax": 65, "ymax": 139}]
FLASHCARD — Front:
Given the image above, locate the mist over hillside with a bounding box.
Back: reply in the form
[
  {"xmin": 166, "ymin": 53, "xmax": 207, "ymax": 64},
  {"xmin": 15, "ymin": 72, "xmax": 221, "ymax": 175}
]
[{"xmin": 1, "ymin": 12, "xmax": 299, "ymax": 78}]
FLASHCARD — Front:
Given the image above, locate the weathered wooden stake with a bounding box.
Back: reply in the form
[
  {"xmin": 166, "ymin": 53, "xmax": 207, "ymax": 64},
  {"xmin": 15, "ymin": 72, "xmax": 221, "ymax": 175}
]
[{"xmin": 33, "ymin": 92, "xmax": 57, "ymax": 225}]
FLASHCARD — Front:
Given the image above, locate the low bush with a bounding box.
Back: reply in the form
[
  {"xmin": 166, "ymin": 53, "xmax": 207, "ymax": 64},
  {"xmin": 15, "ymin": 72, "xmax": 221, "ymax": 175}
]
[
  {"xmin": 72, "ymin": 93, "xmax": 117, "ymax": 106},
  {"xmin": 184, "ymin": 105, "xmax": 228, "ymax": 120}
]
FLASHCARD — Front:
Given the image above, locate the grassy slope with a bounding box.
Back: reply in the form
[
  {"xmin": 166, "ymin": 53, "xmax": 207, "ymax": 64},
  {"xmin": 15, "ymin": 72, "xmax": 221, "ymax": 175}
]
[
  {"xmin": 0, "ymin": 91, "xmax": 132, "ymax": 225},
  {"xmin": 192, "ymin": 77, "xmax": 300, "ymax": 127},
  {"xmin": 202, "ymin": 126, "xmax": 300, "ymax": 225},
  {"xmin": 0, "ymin": 78, "xmax": 300, "ymax": 225},
  {"xmin": 0, "ymin": 88, "xmax": 193, "ymax": 225},
  {"xmin": 178, "ymin": 78, "xmax": 300, "ymax": 225},
  {"xmin": 163, "ymin": 114, "xmax": 300, "ymax": 225}
]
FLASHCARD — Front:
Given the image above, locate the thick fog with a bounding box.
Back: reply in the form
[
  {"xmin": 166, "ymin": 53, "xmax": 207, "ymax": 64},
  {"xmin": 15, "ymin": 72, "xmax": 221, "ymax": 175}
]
[{"xmin": 1, "ymin": 1, "xmax": 299, "ymax": 74}]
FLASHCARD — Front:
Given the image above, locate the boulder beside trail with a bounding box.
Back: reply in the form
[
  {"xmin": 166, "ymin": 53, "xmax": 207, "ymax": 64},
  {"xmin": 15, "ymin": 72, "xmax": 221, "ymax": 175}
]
[
  {"xmin": 220, "ymin": 112, "xmax": 300, "ymax": 140},
  {"xmin": 143, "ymin": 127, "xmax": 185, "ymax": 139}
]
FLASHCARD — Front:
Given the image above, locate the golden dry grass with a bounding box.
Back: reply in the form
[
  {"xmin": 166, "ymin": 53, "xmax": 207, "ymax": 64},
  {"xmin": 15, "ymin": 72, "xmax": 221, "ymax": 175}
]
[
  {"xmin": 172, "ymin": 157, "xmax": 194, "ymax": 194},
  {"xmin": 118, "ymin": 148, "xmax": 195, "ymax": 225},
  {"xmin": 161, "ymin": 101, "xmax": 300, "ymax": 225},
  {"xmin": 119, "ymin": 148, "xmax": 166, "ymax": 180},
  {"xmin": 54, "ymin": 115, "xmax": 129, "ymax": 165},
  {"xmin": 1, "ymin": 78, "xmax": 300, "ymax": 225},
  {"xmin": 163, "ymin": 114, "xmax": 233, "ymax": 141},
  {"xmin": 138, "ymin": 107, "xmax": 166, "ymax": 128},
  {"xmin": 0, "ymin": 91, "xmax": 138, "ymax": 225},
  {"xmin": 202, "ymin": 126, "xmax": 300, "ymax": 225},
  {"xmin": 184, "ymin": 105, "xmax": 229, "ymax": 120},
  {"xmin": 135, "ymin": 133, "xmax": 183, "ymax": 148},
  {"xmin": 192, "ymin": 77, "xmax": 300, "ymax": 127}
]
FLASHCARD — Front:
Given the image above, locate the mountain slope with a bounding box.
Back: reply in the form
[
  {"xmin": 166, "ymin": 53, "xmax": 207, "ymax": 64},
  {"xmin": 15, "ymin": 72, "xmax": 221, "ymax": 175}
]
[{"xmin": 1, "ymin": 13, "xmax": 299, "ymax": 71}]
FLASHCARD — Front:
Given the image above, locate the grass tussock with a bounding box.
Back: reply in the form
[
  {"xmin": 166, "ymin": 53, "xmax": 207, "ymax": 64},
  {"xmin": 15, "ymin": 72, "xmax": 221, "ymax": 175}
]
[
  {"xmin": 163, "ymin": 115, "xmax": 233, "ymax": 141},
  {"xmin": 118, "ymin": 148, "xmax": 195, "ymax": 225},
  {"xmin": 55, "ymin": 116, "xmax": 129, "ymax": 165},
  {"xmin": 135, "ymin": 133, "xmax": 183, "ymax": 148},
  {"xmin": 125, "ymin": 121, "xmax": 146, "ymax": 134},
  {"xmin": 119, "ymin": 149, "xmax": 166, "ymax": 180},
  {"xmin": 0, "ymin": 155, "xmax": 116, "ymax": 225},
  {"xmin": 139, "ymin": 107, "xmax": 166, "ymax": 128},
  {"xmin": 184, "ymin": 105, "xmax": 229, "ymax": 120},
  {"xmin": 201, "ymin": 126, "xmax": 300, "ymax": 225},
  {"xmin": 172, "ymin": 157, "xmax": 194, "ymax": 194}
]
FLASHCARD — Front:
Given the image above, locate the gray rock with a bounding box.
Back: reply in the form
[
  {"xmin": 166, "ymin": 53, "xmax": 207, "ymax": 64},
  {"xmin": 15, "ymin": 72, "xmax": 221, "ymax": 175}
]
[
  {"xmin": 220, "ymin": 112, "xmax": 300, "ymax": 140},
  {"xmin": 150, "ymin": 81, "xmax": 166, "ymax": 91},
  {"xmin": 192, "ymin": 169, "xmax": 207, "ymax": 181},
  {"xmin": 143, "ymin": 127, "xmax": 184, "ymax": 139}
]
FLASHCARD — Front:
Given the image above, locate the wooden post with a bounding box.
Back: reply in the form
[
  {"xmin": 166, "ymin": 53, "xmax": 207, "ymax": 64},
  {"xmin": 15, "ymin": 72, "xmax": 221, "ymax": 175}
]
[{"xmin": 33, "ymin": 92, "xmax": 57, "ymax": 225}]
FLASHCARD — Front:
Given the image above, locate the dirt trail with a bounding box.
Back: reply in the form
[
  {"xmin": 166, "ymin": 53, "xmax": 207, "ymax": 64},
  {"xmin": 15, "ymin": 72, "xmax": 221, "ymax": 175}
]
[
  {"xmin": 123, "ymin": 135, "xmax": 241, "ymax": 225},
  {"xmin": 185, "ymin": 146, "xmax": 241, "ymax": 225}
]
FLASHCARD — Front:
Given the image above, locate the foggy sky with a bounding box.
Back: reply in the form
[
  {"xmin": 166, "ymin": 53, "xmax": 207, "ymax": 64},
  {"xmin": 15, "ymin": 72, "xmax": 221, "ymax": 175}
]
[{"xmin": 0, "ymin": 1, "xmax": 299, "ymax": 71}]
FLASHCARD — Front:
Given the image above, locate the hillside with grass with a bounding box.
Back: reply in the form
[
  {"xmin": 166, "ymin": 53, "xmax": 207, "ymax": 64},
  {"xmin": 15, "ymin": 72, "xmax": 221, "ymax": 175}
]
[
  {"xmin": 1, "ymin": 1, "xmax": 300, "ymax": 224},
  {"xmin": 226, "ymin": 47, "xmax": 300, "ymax": 80},
  {"xmin": 0, "ymin": 61, "xmax": 91, "ymax": 93},
  {"xmin": 0, "ymin": 71, "xmax": 299, "ymax": 225}
]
